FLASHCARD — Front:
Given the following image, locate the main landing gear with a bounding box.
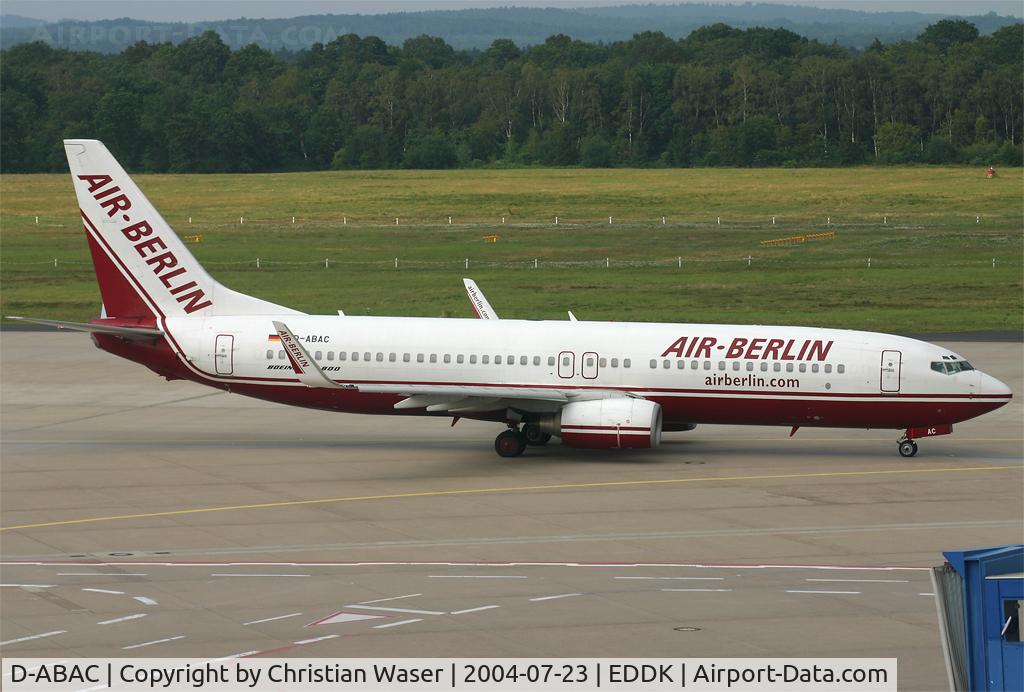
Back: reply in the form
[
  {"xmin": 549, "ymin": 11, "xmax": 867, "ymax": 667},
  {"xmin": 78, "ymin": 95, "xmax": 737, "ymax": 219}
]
[
  {"xmin": 495, "ymin": 428, "xmax": 528, "ymax": 457},
  {"xmin": 523, "ymin": 424, "xmax": 552, "ymax": 446},
  {"xmin": 897, "ymin": 436, "xmax": 919, "ymax": 458}
]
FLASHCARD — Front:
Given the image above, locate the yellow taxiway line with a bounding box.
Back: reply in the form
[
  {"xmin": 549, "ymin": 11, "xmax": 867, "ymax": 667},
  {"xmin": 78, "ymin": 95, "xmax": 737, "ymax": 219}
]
[{"xmin": 1, "ymin": 465, "xmax": 1015, "ymax": 532}]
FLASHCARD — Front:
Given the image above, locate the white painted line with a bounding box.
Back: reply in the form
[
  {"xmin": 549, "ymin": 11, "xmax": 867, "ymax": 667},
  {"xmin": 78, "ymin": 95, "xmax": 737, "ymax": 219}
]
[
  {"xmin": 661, "ymin": 588, "xmax": 733, "ymax": 592},
  {"xmin": 450, "ymin": 605, "xmax": 501, "ymax": 615},
  {"xmin": 373, "ymin": 618, "xmax": 423, "ymax": 629},
  {"xmin": 133, "ymin": 596, "xmax": 158, "ymax": 606},
  {"xmin": 0, "ymin": 584, "xmax": 55, "ymax": 588},
  {"xmin": 616, "ymin": 576, "xmax": 724, "ymax": 581},
  {"xmin": 0, "ymin": 630, "xmax": 66, "ymax": 647},
  {"xmin": 58, "ymin": 573, "xmax": 147, "ymax": 576},
  {"xmin": 97, "ymin": 613, "xmax": 146, "ymax": 625},
  {"xmin": 428, "ymin": 575, "xmax": 528, "ymax": 579},
  {"xmin": 358, "ymin": 593, "xmax": 422, "ymax": 605},
  {"xmin": 82, "ymin": 588, "xmax": 125, "ymax": 595},
  {"xmin": 806, "ymin": 578, "xmax": 909, "ymax": 583},
  {"xmin": 347, "ymin": 605, "xmax": 446, "ymax": 616},
  {"xmin": 210, "ymin": 651, "xmax": 260, "ymax": 661},
  {"xmin": 78, "ymin": 685, "xmax": 109, "ymax": 692},
  {"xmin": 122, "ymin": 635, "xmax": 185, "ymax": 650},
  {"xmin": 786, "ymin": 590, "xmax": 862, "ymax": 595},
  {"xmin": 919, "ymin": 592, "xmax": 936, "ymax": 596},
  {"xmin": 529, "ymin": 593, "xmax": 581, "ymax": 602},
  {"xmin": 210, "ymin": 573, "xmax": 310, "ymax": 578},
  {"xmin": 294, "ymin": 635, "xmax": 338, "ymax": 645},
  {"xmin": 244, "ymin": 612, "xmax": 303, "ymax": 626}
]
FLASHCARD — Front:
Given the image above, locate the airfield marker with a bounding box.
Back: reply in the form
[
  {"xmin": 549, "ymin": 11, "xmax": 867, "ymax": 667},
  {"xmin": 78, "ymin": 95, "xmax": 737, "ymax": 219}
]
[
  {"xmin": 976, "ymin": 215, "xmax": 980, "ymax": 223},
  {"xmin": 678, "ymin": 257, "xmax": 682, "ymax": 269},
  {"xmin": 395, "ymin": 257, "xmax": 398, "ymax": 269},
  {"xmin": 256, "ymin": 258, "xmax": 260, "ymax": 269},
  {"xmin": 240, "ymin": 216, "xmax": 243, "ymax": 224},
  {"xmin": 449, "ymin": 216, "xmax": 452, "ymax": 224},
  {"xmin": 717, "ymin": 216, "xmax": 720, "ymax": 225},
  {"xmin": 343, "ymin": 216, "xmax": 347, "ymax": 225},
  {"xmin": 868, "ymin": 257, "xmax": 871, "ymax": 268},
  {"xmin": 534, "ymin": 259, "xmax": 538, "ymax": 269},
  {"xmin": 465, "ymin": 258, "xmax": 469, "ymax": 270},
  {"xmin": 662, "ymin": 216, "xmax": 666, "ymax": 224},
  {"xmin": 292, "ymin": 216, "xmax": 295, "ymax": 223},
  {"xmin": 772, "ymin": 216, "xmax": 775, "ymax": 225},
  {"xmin": 555, "ymin": 216, "xmax": 559, "ymax": 225},
  {"xmin": 395, "ymin": 217, "xmax": 399, "ymax": 225},
  {"xmin": 883, "ymin": 216, "xmax": 887, "ymax": 224},
  {"xmin": 609, "ymin": 216, "xmax": 613, "ymax": 224},
  {"xmin": 35, "ymin": 216, "xmax": 38, "ymax": 224}
]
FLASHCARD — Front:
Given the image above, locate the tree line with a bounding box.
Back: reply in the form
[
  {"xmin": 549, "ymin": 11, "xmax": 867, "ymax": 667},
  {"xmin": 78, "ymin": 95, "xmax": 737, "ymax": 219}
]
[{"xmin": 2, "ymin": 19, "xmax": 1021, "ymax": 173}]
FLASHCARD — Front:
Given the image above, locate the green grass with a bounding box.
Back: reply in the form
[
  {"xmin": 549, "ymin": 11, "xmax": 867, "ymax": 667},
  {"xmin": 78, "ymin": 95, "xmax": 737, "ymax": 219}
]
[{"xmin": 1, "ymin": 167, "xmax": 1021, "ymax": 332}]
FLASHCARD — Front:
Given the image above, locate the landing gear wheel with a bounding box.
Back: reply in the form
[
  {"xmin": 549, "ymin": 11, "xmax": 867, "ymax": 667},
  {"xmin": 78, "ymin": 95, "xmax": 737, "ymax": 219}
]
[
  {"xmin": 523, "ymin": 424, "xmax": 552, "ymax": 446},
  {"xmin": 495, "ymin": 430, "xmax": 528, "ymax": 458},
  {"xmin": 898, "ymin": 440, "xmax": 918, "ymax": 458}
]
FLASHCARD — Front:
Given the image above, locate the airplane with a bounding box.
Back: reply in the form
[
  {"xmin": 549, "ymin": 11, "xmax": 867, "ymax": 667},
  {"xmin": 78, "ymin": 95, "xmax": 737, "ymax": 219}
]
[
  {"xmin": 9, "ymin": 139, "xmax": 1013, "ymax": 458},
  {"xmin": 463, "ymin": 278, "xmax": 576, "ymax": 322}
]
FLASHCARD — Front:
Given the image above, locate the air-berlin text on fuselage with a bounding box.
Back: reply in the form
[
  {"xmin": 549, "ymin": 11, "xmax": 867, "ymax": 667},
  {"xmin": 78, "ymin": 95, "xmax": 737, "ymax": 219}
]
[
  {"xmin": 661, "ymin": 336, "xmax": 834, "ymax": 361},
  {"xmin": 79, "ymin": 174, "xmax": 213, "ymax": 314}
]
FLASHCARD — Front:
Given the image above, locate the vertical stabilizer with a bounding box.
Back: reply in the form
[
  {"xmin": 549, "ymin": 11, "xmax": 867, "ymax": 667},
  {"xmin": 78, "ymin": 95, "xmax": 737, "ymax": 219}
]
[{"xmin": 64, "ymin": 139, "xmax": 301, "ymax": 320}]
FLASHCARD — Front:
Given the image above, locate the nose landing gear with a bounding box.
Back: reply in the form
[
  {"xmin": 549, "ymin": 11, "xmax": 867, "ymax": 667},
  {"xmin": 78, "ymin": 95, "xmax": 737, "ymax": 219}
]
[{"xmin": 897, "ymin": 438, "xmax": 919, "ymax": 457}]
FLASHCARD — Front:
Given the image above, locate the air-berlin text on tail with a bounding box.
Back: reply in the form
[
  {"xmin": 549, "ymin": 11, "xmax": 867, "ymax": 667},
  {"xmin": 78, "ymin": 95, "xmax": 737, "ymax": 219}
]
[
  {"xmin": 78, "ymin": 174, "xmax": 213, "ymax": 314},
  {"xmin": 661, "ymin": 336, "xmax": 834, "ymax": 361}
]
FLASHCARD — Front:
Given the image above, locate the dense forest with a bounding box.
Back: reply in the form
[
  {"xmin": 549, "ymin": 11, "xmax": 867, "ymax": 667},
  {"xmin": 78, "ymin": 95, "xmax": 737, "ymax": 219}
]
[{"xmin": 1, "ymin": 19, "xmax": 1021, "ymax": 173}]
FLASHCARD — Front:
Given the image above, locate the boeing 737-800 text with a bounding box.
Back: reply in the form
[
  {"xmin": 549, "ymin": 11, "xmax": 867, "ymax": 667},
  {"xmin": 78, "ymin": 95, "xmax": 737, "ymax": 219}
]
[{"xmin": 10, "ymin": 140, "xmax": 1012, "ymax": 458}]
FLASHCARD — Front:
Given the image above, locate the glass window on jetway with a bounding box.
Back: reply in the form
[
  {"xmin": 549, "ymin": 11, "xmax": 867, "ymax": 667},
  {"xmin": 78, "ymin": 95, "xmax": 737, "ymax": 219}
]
[{"xmin": 1004, "ymin": 600, "xmax": 1023, "ymax": 642}]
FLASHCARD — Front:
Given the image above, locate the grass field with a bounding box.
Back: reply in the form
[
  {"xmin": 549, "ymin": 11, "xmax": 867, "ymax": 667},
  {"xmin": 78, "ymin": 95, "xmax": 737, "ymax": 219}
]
[{"xmin": 1, "ymin": 167, "xmax": 1021, "ymax": 332}]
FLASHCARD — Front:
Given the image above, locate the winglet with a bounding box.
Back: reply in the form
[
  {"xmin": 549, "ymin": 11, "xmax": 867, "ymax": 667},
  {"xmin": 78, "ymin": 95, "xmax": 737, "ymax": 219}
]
[
  {"xmin": 567, "ymin": 310, "xmax": 578, "ymax": 322},
  {"xmin": 463, "ymin": 278, "xmax": 499, "ymax": 319},
  {"xmin": 272, "ymin": 320, "xmax": 344, "ymax": 388}
]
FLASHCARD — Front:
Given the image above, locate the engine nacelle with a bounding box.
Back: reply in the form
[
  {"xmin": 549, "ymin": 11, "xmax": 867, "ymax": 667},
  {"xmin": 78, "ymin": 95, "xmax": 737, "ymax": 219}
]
[{"xmin": 541, "ymin": 398, "xmax": 662, "ymax": 449}]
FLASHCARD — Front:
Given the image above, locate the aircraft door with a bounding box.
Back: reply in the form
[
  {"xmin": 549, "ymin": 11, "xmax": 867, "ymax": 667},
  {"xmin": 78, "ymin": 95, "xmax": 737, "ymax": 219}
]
[
  {"xmin": 215, "ymin": 334, "xmax": 234, "ymax": 375},
  {"xmin": 880, "ymin": 349, "xmax": 901, "ymax": 392},
  {"xmin": 581, "ymin": 351, "xmax": 599, "ymax": 379},
  {"xmin": 558, "ymin": 351, "xmax": 575, "ymax": 379}
]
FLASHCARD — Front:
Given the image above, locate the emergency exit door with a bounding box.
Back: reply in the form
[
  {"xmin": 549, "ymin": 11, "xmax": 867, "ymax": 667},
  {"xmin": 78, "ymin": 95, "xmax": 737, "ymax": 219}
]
[
  {"xmin": 215, "ymin": 334, "xmax": 234, "ymax": 375},
  {"xmin": 880, "ymin": 349, "xmax": 901, "ymax": 392}
]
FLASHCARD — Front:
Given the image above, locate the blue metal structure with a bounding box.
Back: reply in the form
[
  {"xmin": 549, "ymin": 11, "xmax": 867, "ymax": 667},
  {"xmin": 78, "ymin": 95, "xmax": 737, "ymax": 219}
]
[{"xmin": 943, "ymin": 545, "xmax": 1023, "ymax": 691}]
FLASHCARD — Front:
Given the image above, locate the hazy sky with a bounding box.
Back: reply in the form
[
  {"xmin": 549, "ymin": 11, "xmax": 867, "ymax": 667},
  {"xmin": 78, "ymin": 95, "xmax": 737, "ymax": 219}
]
[{"xmin": 5, "ymin": 0, "xmax": 1022, "ymax": 22}]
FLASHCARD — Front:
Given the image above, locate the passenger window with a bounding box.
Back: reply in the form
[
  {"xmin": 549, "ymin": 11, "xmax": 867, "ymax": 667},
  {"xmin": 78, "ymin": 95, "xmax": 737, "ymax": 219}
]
[
  {"xmin": 470, "ymin": 354, "xmax": 478, "ymax": 364},
  {"xmin": 389, "ymin": 353, "xmax": 396, "ymax": 362},
  {"xmin": 746, "ymin": 362, "xmax": 754, "ymax": 371},
  {"xmin": 798, "ymin": 363, "xmax": 806, "ymax": 373},
  {"xmin": 457, "ymin": 354, "xmax": 464, "ymax": 364},
  {"xmin": 773, "ymin": 362, "xmax": 780, "ymax": 372},
  {"xmin": 443, "ymin": 354, "xmax": 451, "ymax": 364},
  {"xmin": 376, "ymin": 352, "xmax": 383, "ymax": 362},
  {"xmin": 662, "ymin": 359, "xmax": 670, "ymax": 369},
  {"xmin": 599, "ymin": 358, "xmax": 607, "ymax": 367},
  {"xmin": 496, "ymin": 355, "xmax": 503, "ymax": 365},
  {"xmin": 732, "ymin": 361, "xmax": 740, "ymax": 371},
  {"xmin": 327, "ymin": 351, "xmax": 334, "ymax": 361},
  {"xmin": 483, "ymin": 355, "xmax": 490, "ymax": 364},
  {"xmin": 562, "ymin": 356, "xmax": 570, "ymax": 367},
  {"xmin": 417, "ymin": 353, "xmax": 424, "ymax": 363},
  {"xmin": 623, "ymin": 359, "xmax": 631, "ymax": 368},
  {"xmin": 824, "ymin": 364, "xmax": 831, "ymax": 373},
  {"xmin": 352, "ymin": 352, "xmax": 359, "ymax": 361},
  {"xmin": 533, "ymin": 356, "xmax": 541, "ymax": 366},
  {"xmin": 266, "ymin": 349, "xmax": 274, "ymax": 360},
  {"xmin": 837, "ymin": 364, "xmax": 845, "ymax": 374},
  {"xmin": 521, "ymin": 356, "xmax": 528, "ymax": 365},
  {"xmin": 339, "ymin": 352, "xmax": 347, "ymax": 361},
  {"xmin": 650, "ymin": 359, "xmax": 657, "ymax": 369},
  {"xmin": 429, "ymin": 354, "xmax": 437, "ymax": 363},
  {"xmin": 611, "ymin": 358, "xmax": 619, "ymax": 368},
  {"xmin": 403, "ymin": 353, "xmax": 410, "ymax": 362},
  {"xmin": 811, "ymin": 363, "xmax": 819, "ymax": 373},
  {"xmin": 691, "ymin": 360, "xmax": 699, "ymax": 369},
  {"xmin": 677, "ymin": 360, "xmax": 685, "ymax": 369},
  {"xmin": 718, "ymin": 361, "xmax": 726, "ymax": 371},
  {"xmin": 278, "ymin": 350, "xmax": 286, "ymax": 359},
  {"xmin": 364, "ymin": 352, "xmax": 371, "ymax": 361},
  {"xmin": 315, "ymin": 350, "xmax": 322, "ymax": 360},
  {"xmin": 703, "ymin": 361, "xmax": 711, "ymax": 370},
  {"xmin": 786, "ymin": 363, "xmax": 794, "ymax": 372},
  {"xmin": 760, "ymin": 362, "xmax": 767, "ymax": 372}
]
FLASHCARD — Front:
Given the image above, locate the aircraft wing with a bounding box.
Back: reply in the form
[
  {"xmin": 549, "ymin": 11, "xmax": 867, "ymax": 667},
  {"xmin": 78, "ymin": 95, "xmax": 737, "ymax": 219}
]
[
  {"xmin": 5, "ymin": 316, "xmax": 163, "ymax": 340},
  {"xmin": 272, "ymin": 320, "xmax": 348, "ymax": 389},
  {"xmin": 463, "ymin": 278, "xmax": 499, "ymax": 319},
  {"xmin": 356, "ymin": 384, "xmax": 631, "ymax": 414}
]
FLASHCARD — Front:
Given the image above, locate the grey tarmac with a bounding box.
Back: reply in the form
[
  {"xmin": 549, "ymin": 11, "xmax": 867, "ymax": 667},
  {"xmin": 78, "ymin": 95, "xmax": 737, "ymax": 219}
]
[{"xmin": 1, "ymin": 333, "xmax": 1021, "ymax": 690}]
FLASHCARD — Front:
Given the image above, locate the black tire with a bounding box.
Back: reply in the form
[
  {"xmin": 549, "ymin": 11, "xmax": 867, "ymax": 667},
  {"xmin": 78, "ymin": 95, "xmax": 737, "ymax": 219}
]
[
  {"xmin": 898, "ymin": 440, "xmax": 917, "ymax": 457},
  {"xmin": 523, "ymin": 424, "xmax": 552, "ymax": 446},
  {"xmin": 495, "ymin": 430, "xmax": 527, "ymax": 457}
]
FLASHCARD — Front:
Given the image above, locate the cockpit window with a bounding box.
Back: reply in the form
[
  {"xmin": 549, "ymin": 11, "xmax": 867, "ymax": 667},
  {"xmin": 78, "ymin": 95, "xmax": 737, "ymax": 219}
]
[{"xmin": 931, "ymin": 360, "xmax": 974, "ymax": 374}]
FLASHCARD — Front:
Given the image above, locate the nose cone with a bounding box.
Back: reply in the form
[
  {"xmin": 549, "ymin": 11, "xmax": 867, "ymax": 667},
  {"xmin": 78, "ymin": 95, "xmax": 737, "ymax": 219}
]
[{"xmin": 980, "ymin": 372, "xmax": 1013, "ymax": 398}]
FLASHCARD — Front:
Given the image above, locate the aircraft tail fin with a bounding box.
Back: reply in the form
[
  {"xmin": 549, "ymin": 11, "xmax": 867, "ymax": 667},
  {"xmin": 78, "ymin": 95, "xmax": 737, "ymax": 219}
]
[{"xmin": 64, "ymin": 139, "xmax": 301, "ymax": 322}]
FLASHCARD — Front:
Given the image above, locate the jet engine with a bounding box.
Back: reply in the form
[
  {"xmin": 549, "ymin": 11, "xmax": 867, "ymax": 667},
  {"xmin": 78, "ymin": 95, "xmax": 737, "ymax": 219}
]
[{"xmin": 538, "ymin": 398, "xmax": 662, "ymax": 449}]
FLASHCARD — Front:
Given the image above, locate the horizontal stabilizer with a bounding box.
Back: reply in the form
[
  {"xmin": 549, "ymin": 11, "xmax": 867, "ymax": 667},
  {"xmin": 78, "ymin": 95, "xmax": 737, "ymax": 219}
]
[{"xmin": 6, "ymin": 316, "xmax": 163, "ymax": 340}]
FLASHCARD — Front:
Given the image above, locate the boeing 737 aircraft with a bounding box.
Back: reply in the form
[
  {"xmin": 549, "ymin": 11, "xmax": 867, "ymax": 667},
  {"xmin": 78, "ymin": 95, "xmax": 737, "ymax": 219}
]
[{"xmin": 10, "ymin": 140, "xmax": 1012, "ymax": 458}]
